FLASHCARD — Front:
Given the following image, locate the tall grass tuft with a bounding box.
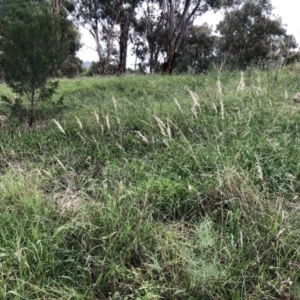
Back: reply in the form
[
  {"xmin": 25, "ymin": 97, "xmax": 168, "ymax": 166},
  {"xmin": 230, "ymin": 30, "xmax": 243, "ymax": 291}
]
[{"xmin": 112, "ymin": 96, "xmax": 120, "ymax": 125}]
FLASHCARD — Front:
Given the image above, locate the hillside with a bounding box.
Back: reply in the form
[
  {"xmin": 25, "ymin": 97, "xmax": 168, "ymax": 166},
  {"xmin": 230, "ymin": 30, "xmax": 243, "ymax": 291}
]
[{"xmin": 0, "ymin": 69, "xmax": 300, "ymax": 299}]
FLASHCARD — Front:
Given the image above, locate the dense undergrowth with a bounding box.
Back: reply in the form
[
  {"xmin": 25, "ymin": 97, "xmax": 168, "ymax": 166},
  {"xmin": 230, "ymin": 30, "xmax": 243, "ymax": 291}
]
[{"xmin": 1, "ymin": 68, "xmax": 300, "ymax": 299}]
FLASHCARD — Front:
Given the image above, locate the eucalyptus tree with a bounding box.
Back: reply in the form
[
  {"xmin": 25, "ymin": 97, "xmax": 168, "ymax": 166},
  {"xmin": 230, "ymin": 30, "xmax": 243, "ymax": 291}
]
[
  {"xmin": 68, "ymin": 0, "xmax": 142, "ymax": 75},
  {"xmin": 269, "ymin": 34, "xmax": 298, "ymax": 66},
  {"xmin": 161, "ymin": 0, "xmax": 238, "ymax": 74},
  {"xmin": 216, "ymin": 0, "xmax": 293, "ymax": 69},
  {"xmin": 133, "ymin": 0, "xmax": 168, "ymax": 73},
  {"xmin": 68, "ymin": 0, "xmax": 108, "ymax": 68},
  {"xmin": 97, "ymin": 0, "xmax": 144, "ymax": 74}
]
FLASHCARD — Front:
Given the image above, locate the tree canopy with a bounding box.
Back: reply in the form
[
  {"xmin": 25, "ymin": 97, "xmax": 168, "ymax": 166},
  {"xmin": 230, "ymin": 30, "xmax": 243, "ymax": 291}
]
[
  {"xmin": 215, "ymin": 0, "xmax": 297, "ymax": 69},
  {"xmin": 1, "ymin": 0, "xmax": 299, "ymax": 79},
  {"xmin": 0, "ymin": 0, "xmax": 70, "ymax": 126},
  {"xmin": 66, "ymin": 0, "xmax": 299, "ymax": 74}
]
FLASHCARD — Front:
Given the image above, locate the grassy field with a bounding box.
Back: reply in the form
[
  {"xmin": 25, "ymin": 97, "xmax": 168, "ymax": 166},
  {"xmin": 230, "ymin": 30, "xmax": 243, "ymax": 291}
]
[{"xmin": 1, "ymin": 68, "xmax": 300, "ymax": 299}]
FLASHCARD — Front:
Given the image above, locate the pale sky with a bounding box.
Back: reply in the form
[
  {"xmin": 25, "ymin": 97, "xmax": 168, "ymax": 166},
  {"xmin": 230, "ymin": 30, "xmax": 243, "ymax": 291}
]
[{"xmin": 76, "ymin": 0, "xmax": 300, "ymax": 63}]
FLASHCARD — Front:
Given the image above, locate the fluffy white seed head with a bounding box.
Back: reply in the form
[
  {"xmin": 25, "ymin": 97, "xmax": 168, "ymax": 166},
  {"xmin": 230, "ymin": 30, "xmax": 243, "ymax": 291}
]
[{"xmin": 52, "ymin": 119, "xmax": 65, "ymax": 134}]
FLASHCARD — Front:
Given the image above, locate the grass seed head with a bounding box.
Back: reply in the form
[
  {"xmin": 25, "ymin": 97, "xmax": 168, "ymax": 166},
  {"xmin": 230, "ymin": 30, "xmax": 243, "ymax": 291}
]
[
  {"xmin": 54, "ymin": 156, "xmax": 67, "ymax": 172},
  {"xmin": 185, "ymin": 86, "xmax": 200, "ymax": 107},
  {"xmin": 237, "ymin": 71, "xmax": 245, "ymax": 92},
  {"xmin": 77, "ymin": 132, "xmax": 85, "ymax": 141},
  {"xmin": 163, "ymin": 139, "xmax": 170, "ymax": 148},
  {"xmin": 106, "ymin": 115, "xmax": 111, "ymax": 131},
  {"xmin": 174, "ymin": 97, "xmax": 183, "ymax": 114},
  {"xmin": 166, "ymin": 121, "xmax": 172, "ymax": 139},
  {"xmin": 212, "ymin": 102, "xmax": 218, "ymax": 114},
  {"xmin": 154, "ymin": 115, "xmax": 166, "ymax": 136},
  {"xmin": 256, "ymin": 161, "xmax": 263, "ymax": 181},
  {"xmin": 185, "ymin": 87, "xmax": 200, "ymax": 118},
  {"xmin": 257, "ymin": 75, "xmax": 261, "ymax": 91},
  {"xmin": 75, "ymin": 116, "xmax": 83, "ymax": 130},
  {"xmin": 112, "ymin": 96, "xmax": 117, "ymax": 110},
  {"xmin": 94, "ymin": 112, "xmax": 100, "ymax": 124},
  {"xmin": 191, "ymin": 106, "xmax": 198, "ymax": 118},
  {"xmin": 52, "ymin": 119, "xmax": 65, "ymax": 134},
  {"xmin": 135, "ymin": 131, "xmax": 148, "ymax": 143}
]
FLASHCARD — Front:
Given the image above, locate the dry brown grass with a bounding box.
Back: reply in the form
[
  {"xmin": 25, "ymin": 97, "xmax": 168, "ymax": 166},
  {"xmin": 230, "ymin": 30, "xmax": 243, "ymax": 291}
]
[{"xmin": 54, "ymin": 189, "xmax": 85, "ymax": 212}]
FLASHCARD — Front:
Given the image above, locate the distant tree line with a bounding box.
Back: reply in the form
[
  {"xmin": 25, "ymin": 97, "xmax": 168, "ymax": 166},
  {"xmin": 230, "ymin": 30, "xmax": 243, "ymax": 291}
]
[
  {"xmin": 66, "ymin": 0, "xmax": 299, "ymax": 75},
  {"xmin": 0, "ymin": 0, "xmax": 299, "ymax": 81}
]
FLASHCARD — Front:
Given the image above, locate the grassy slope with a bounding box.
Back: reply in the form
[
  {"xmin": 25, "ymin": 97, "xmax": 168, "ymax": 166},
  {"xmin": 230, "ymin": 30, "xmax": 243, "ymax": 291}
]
[{"xmin": 1, "ymin": 69, "xmax": 300, "ymax": 299}]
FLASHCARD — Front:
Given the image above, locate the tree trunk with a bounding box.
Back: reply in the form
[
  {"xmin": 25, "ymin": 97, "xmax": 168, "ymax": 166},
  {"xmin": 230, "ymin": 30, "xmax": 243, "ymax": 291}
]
[
  {"xmin": 102, "ymin": 25, "xmax": 115, "ymax": 75},
  {"xmin": 164, "ymin": 0, "xmax": 202, "ymax": 74},
  {"xmin": 0, "ymin": 51, "xmax": 3, "ymax": 82},
  {"xmin": 102, "ymin": 38, "xmax": 111, "ymax": 75},
  {"xmin": 149, "ymin": 51, "xmax": 154, "ymax": 73},
  {"xmin": 28, "ymin": 89, "xmax": 35, "ymax": 127},
  {"xmin": 0, "ymin": 70, "xmax": 4, "ymax": 83},
  {"xmin": 0, "ymin": 64, "xmax": 4, "ymax": 83},
  {"xmin": 94, "ymin": 27, "xmax": 102, "ymax": 64},
  {"xmin": 164, "ymin": 37, "xmax": 176, "ymax": 74},
  {"xmin": 118, "ymin": 9, "xmax": 129, "ymax": 75},
  {"xmin": 52, "ymin": 0, "xmax": 60, "ymax": 14}
]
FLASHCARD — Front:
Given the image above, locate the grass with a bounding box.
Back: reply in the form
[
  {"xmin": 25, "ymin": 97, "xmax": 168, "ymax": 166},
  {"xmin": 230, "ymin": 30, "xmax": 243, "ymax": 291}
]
[{"xmin": 1, "ymin": 68, "xmax": 300, "ymax": 299}]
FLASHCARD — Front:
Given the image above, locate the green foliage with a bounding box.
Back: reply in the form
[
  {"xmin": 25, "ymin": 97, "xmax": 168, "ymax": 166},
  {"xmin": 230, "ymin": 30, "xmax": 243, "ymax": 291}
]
[
  {"xmin": 1, "ymin": 0, "xmax": 69, "ymax": 125},
  {"xmin": 216, "ymin": 0, "xmax": 297, "ymax": 69},
  {"xmin": 57, "ymin": 6, "xmax": 83, "ymax": 77},
  {"xmin": 60, "ymin": 55, "xmax": 84, "ymax": 78},
  {"xmin": 133, "ymin": 3, "xmax": 168, "ymax": 74},
  {"xmin": 175, "ymin": 24, "xmax": 215, "ymax": 73},
  {"xmin": 1, "ymin": 95, "xmax": 24, "ymax": 123},
  {"xmin": 86, "ymin": 61, "xmax": 118, "ymax": 77}
]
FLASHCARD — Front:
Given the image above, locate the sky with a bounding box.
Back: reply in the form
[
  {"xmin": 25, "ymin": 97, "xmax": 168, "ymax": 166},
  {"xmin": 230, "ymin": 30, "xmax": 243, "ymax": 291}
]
[{"xmin": 76, "ymin": 0, "xmax": 300, "ymax": 63}]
